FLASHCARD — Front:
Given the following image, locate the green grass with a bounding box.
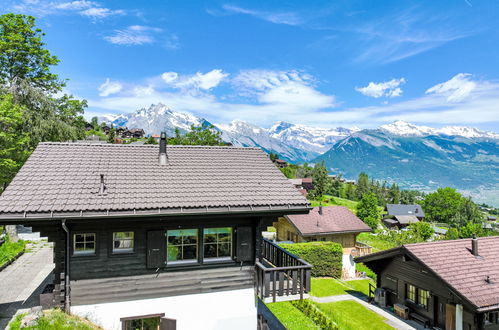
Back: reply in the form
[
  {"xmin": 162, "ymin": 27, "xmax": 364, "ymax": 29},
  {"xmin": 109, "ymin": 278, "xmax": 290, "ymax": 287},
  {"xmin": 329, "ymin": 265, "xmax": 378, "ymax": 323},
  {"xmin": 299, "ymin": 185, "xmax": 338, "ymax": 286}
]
[
  {"xmin": 315, "ymin": 300, "xmax": 394, "ymax": 330},
  {"xmin": 310, "ymin": 278, "xmax": 374, "ymax": 297},
  {"xmin": 310, "ymin": 196, "xmax": 359, "ymax": 212},
  {"xmin": 0, "ymin": 239, "xmax": 26, "ymax": 268},
  {"xmin": 356, "ymin": 232, "xmax": 397, "ymax": 252},
  {"xmin": 266, "ymin": 301, "xmax": 320, "ymax": 330},
  {"xmin": 9, "ymin": 309, "xmax": 102, "ymax": 330}
]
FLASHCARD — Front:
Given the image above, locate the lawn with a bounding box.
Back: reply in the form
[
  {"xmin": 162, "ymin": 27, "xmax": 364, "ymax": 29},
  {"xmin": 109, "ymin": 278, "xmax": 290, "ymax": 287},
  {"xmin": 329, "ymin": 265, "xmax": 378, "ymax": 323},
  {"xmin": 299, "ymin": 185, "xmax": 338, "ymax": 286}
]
[
  {"xmin": 9, "ymin": 309, "xmax": 102, "ymax": 330},
  {"xmin": 310, "ymin": 278, "xmax": 374, "ymax": 297},
  {"xmin": 356, "ymin": 232, "xmax": 397, "ymax": 252},
  {"xmin": 310, "ymin": 196, "xmax": 359, "ymax": 212},
  {"xmin": 0, "ymin": 238, "xmax": 26, "ymax": 268},
  {"xmin": 315, "ymin": 300, "xmax": 394, "ymax": 330},
  {"xmin": 265, "ymin": 301, "xmax": 320, "ymax": 330}
]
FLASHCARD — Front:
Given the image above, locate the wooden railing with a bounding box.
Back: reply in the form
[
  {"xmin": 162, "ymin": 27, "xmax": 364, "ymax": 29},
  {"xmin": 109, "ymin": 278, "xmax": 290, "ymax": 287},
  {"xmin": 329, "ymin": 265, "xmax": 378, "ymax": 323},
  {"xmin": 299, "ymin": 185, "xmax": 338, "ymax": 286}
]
[
  {"xmin": 255, "ymin": 239, "xmax": 312, "ymax": 303},
  {"xmin": 351, "ymin": 242, "xmax": 372, "ymax": 257}
]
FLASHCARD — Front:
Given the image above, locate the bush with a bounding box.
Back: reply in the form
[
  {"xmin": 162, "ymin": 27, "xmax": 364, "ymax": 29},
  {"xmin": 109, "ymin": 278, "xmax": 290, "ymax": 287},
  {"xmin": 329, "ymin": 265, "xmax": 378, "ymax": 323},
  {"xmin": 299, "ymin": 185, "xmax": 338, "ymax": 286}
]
[
  {"xmin": 0, "ymin": 237, "xmax": 26, "ymax": 268},
  {"xmin": 291, "ymin": 299, "xmax": 337, "ymax": 330},
  {"xmin": 280, "ymin": 242, "xmax": 343, "ymax": 278},
  {"xmin": 355, "ymin": 263, "xmax": 377, "ymax": 281}
]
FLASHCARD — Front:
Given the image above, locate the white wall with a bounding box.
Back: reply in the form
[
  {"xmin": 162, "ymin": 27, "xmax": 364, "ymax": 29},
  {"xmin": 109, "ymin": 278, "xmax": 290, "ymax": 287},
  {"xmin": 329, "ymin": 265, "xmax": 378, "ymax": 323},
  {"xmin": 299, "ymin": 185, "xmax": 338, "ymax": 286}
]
[
  {"xmin": 342, "ymin": 254, "xmax": 356, "ymax": 279},
  {"xmin": 72, "ymin": 288, "xmax": 257, "ymax": 330}
]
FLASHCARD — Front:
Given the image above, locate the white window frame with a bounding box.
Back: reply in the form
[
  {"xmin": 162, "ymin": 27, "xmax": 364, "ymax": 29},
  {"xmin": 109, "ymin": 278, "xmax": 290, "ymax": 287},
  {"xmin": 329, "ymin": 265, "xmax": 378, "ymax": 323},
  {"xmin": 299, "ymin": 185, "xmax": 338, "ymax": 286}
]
[
  {"xmin": 73, "ymin": 233, "xmax": 96, "ymax": 255},
  {"xmin": 113, "ymin": 231, "xmax": 134, "ymax": 253}
]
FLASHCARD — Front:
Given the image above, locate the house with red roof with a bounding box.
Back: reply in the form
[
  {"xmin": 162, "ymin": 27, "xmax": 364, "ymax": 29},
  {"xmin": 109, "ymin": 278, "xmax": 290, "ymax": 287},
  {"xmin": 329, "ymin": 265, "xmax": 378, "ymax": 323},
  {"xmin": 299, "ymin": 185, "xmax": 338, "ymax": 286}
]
[{"xmin": 356, "ymin": 236, "xmax": 499, "ymax": 329}]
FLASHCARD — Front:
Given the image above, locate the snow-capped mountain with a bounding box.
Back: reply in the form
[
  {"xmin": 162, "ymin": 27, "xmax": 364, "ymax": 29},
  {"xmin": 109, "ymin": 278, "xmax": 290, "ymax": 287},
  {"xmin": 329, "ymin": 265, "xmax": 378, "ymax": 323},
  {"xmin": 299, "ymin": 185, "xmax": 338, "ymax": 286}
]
[
  {"xmin": 268, "ymin": 121, "xmax": 357, "ymax": 153},
  {"xmin": 381, "ymin": 120, "xmax": 499, "ymax": 139}
]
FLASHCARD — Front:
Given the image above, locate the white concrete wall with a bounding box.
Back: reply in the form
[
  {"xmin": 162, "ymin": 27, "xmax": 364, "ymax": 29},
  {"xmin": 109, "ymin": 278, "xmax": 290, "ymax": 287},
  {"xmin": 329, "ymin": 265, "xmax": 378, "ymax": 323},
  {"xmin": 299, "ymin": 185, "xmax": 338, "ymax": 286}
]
[
  {"xmin": 71, "ymin": 288, "xmax": 257, "ymax": 330},
  {"xmin": 342, "ymin": 254, "xmax": 356, "ymax": 279}
]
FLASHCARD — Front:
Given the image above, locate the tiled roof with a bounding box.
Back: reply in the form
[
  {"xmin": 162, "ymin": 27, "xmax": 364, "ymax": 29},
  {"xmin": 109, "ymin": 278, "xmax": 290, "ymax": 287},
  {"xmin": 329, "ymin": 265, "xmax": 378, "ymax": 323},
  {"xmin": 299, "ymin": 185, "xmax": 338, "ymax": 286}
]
[
  {"xmin": 393, "ymin": 215, "xmax": 419, "ymax": 224},
  {"xmin": 285, "ymin": 206, "xmax": 371, "ymax": 235},
  {"xmin": 385, "ymin": 204, "xmax": 424, "ymax": 217},
  {"xmin": 0, "ymin": 142, "xmax": 309, "ymax": 219},
  {"xmin": 358, "ymin": 237, "xmax": 499, "ymax": 311}
]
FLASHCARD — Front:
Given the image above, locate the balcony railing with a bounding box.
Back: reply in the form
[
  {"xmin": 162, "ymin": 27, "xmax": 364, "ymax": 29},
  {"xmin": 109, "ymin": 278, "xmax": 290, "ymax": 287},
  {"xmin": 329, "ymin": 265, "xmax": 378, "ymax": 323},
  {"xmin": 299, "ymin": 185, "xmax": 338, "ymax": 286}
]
[
  {"xmin": 255, "ymin": 239, "xmax": 312, "ymax": 303},
  {"xmin": 351, "ymin": 241, "xmax": 372, "ymax": 257}
]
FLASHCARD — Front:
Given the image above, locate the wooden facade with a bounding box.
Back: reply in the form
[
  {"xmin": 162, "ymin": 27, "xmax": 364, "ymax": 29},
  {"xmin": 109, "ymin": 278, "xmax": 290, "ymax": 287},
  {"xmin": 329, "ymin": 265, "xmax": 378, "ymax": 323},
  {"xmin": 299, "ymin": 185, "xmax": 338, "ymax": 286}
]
[{"xmin": 358, "ymin": 252, "xmax": 499, "ymax": 330}]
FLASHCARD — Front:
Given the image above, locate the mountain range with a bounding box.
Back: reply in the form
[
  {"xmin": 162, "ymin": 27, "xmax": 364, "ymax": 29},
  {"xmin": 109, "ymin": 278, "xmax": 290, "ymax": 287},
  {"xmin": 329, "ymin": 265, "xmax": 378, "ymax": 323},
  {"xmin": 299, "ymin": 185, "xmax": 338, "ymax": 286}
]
[{"xmin": 99, "ymin": 103, "xmax": 499, "ymax": 206}]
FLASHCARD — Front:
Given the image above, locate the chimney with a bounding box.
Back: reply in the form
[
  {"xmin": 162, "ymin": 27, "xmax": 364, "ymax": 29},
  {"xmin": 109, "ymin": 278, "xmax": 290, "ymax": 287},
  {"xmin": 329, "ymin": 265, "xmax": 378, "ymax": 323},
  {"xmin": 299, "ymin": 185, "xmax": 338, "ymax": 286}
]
[
  {"xmin": 98, "ymin": 174, "xmax": 107, "ymax": 195},
  {"xmin": 319, "ymin": 204, "xmax": 323, "ymax": 215},
  {"xmin": 159, "ymin": 132, "xmax": 168, "ymax": 166},
  {"xmin": 471, "ymin": 234, "xmax": 479, "ymax": 256}
]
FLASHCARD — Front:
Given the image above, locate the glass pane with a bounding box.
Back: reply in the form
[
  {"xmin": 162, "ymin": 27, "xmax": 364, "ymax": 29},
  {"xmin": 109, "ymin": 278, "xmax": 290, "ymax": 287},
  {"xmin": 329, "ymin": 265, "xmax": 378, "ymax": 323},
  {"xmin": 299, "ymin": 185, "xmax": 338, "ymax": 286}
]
[
  {"xmin": 204, "ymin": 234, "xmax": 216, "ymax": 243},
  {"xmin": 124, "ymin": 319, "xmax": 142, "ymax": 330},
  {"xmin": 168, "ymin": 235, "xmax": 182, "ymax": 245},
  {"xmin": 218, "ymin": 233, "xmax": 230, "ymax": 243},
  {"xmin": 75, "ymin": 234, "xmax": 84, "ymax": 243},
  {"xmin": 204, "ymin": 244, "xmax": 217, "ymax": 258},
  {"xmin": 167, "ymin": 246, "xmax": 180, "ymax": 261},
  {"xmin": 183, "ymin": 234, "xmax": 198, "ymax": 245},
  {"xmin": 75, "ymin": 243, "xmax": 85, "ymax": 251},
  {"xmin": 142, "ymin": 317, "xmax": 160, "ymax": 330},
  {"xmin": 204, "ymin": 227, "xmax": 231, "ymax": 234},
  {"xmin": 86, "ymin": 242, "xmax": 95, "ymax": 250},
  {"xmin": 182, "ymin": 245, "xmax": 197, "ymax": 260},
  {"xmin": 85, "ymin": 234, "xmax": 95, "ymax": 242},
  {"xmin": 218, "ymin": 243, "xmax": 231, "ymax": 257}
]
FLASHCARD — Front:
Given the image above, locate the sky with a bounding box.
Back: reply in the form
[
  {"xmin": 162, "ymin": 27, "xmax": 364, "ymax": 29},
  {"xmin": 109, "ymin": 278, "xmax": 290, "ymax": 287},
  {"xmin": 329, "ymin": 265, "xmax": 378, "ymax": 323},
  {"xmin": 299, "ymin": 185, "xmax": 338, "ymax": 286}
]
[{"xmin": 3, "ymin": 0, "xmax": 499, "ymax": 131}]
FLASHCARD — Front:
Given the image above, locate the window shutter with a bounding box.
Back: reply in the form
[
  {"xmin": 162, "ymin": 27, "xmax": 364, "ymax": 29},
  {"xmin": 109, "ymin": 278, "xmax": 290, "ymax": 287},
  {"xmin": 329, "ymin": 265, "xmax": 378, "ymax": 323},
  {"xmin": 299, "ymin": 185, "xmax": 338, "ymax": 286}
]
[
  {"xmin": 147, "ymin": 231, "xmax": 165, "ymax": 269},
  {"xmin": 236, "ymin": 226, "xmax": 253, "ymax": 262}
]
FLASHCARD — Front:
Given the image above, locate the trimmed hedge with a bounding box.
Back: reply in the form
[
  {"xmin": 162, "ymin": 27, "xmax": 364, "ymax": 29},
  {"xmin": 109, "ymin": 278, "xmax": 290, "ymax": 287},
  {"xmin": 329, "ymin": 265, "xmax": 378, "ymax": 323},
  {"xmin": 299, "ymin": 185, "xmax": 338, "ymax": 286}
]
[
  {"xmin": 280, "ymin": 242, "xmax": 343, "ymax": 278},
  {"xmin": 291, "ymin": 299, "xmax": 337, "ymax": 330}
]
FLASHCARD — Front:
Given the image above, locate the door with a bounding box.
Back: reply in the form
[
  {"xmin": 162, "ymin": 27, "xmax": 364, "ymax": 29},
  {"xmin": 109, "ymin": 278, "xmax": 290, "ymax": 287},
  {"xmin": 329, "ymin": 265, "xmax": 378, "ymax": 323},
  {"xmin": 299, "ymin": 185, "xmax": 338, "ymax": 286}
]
[
  {"xmin": 236, "ymin": 227, "xmax": 253, "ymax": 262},
  {"xmin": 147, "ymin": 230, "xmax": 165, "ymax": 269},
  {"xmin": 446, "ymin": 304, "xmax": 456, "ymax": 330}
]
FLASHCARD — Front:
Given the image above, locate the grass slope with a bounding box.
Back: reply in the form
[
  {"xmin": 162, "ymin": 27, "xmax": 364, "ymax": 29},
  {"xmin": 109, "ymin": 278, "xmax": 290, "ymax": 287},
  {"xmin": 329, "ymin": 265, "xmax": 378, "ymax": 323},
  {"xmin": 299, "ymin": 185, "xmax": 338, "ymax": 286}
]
[
  {"xmin": 316, "ymin": 300, "xmax": 394, "ymax": 330},
  {"xmin": 356, "ymin": 232, "xmax": 397, "ymax": 252},
  {"xmin": 0, "ymin": 239, "xmax": 26, "ymax": 268},
  {"xmin": 310, "ymin": 278, "xmax": 373, "ymax": 297},
  {"xmin": 266, "ymin": 301, "xmax": 320, "ymax": 330},
  {"xmin": 9, "ymin": 309, "xmax": 102, "ymax": 330}
]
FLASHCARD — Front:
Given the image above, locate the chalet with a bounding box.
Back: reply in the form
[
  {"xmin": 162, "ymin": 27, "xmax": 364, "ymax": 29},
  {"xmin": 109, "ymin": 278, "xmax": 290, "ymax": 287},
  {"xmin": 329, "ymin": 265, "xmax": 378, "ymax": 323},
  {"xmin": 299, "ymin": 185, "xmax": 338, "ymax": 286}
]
[
  {"xmin": 129, "ymin": 128, "xmax": 145, "ymax": 138},
  {"xmin": 0, "ymin": 134, "xmax": 312, "ymax": 330},
  {"xmin": 383, "ymin": 204, "xmax": 424, "ymax": 229},
  {"xmin": 356, "ymin": 236, "xmax": 499, "ymax": 330},
  {"xmin": 301, "ymin": 177, "xmax": 314, "ymax": 192},
  {"xmin": 85, "ymin": 122, "xmax": 94, "ymax": 131},
  {"xmin": 101, "ymin": 125, "xmax": 111, "ymax": 135},
  {"xmin": 274, "ymin": 159, "xmax": 288, "ymax": 168},
  {"xmin": 488, "ymin": 216, "xmax": 497, "ymax": 222},
  {"xmin": 273, "ymin": 206, "xmax": 372, "ymax": 278},
  {"xmin": 116, "ymin": 126, "xmax": 127, "ymax": 137}
]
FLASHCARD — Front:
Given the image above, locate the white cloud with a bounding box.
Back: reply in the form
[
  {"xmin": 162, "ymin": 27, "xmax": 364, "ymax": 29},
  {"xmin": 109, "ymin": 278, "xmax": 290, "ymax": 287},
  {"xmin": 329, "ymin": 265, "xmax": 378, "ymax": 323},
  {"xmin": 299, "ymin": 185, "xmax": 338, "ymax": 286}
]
[
  {"xmin": 104, "ymin": 25, "xmax": 162, "ymax": 45},
  {"xmin": 80, "ymin": 7, "xmax": 125, "ymax": 19},
  {"xmin": 356, "ymin": 78, "xmax": 407, "ymax": 98},
  {"xmin": 425, "ymin": 73, "xmax": 477, "ymax": 102},
  {"xmin": 55, "ymin": 1, "xmax": 96, "ymax": 10},
  {"xmin": 98, "ymin": 78, "xmax": 123, "ymax": 96},
  {"xmin": 216, "ymin": 4, "xmax": 302, "ymax": 26},
  {"xmin": 232, "ymin": 69, "xmax": 312, "ymax": 92},
  {"xmin": 133, "ymin": 85, "xmax": 155, "ymax": 97},
  {"xmin": 162, "ymin": 69, "xmax": 229, "ymax": 90}
]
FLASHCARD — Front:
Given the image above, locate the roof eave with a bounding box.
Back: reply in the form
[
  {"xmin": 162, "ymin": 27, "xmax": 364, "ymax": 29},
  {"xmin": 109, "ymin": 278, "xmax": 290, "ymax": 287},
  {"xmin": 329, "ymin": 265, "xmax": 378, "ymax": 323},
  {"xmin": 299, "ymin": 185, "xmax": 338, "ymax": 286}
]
[{"xmin": 301, "ymin": 228, "xmax": 372, "ymax": 236}]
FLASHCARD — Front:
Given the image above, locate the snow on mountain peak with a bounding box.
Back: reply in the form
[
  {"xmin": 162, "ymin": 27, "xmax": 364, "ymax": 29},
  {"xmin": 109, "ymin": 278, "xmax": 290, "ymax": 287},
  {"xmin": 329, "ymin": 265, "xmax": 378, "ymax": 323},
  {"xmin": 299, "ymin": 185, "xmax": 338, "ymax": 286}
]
[
  {"xmin": 381, "ymin": 120, "xmax": 498, "ymax": 139},
  {"xmin": 381, "ymin": 120, "xmax": 433, "ymax": 136}
]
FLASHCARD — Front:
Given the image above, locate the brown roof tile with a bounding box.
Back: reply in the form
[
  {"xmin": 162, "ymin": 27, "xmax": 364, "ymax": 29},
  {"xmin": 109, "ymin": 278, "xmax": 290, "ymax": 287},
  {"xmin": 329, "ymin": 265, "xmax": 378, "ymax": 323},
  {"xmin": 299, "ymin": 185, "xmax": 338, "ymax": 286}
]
[{"xmin": 286, "ymin": 206, "xmax": 371, "ymax": 235}]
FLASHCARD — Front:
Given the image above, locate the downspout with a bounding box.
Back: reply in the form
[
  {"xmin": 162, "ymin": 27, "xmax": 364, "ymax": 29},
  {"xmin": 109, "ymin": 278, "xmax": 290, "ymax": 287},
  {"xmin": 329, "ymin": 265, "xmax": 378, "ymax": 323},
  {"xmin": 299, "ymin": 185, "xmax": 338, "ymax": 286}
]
[{"xmin": 61, "ymin": 219, "xmax": 70, "ymax": 312}]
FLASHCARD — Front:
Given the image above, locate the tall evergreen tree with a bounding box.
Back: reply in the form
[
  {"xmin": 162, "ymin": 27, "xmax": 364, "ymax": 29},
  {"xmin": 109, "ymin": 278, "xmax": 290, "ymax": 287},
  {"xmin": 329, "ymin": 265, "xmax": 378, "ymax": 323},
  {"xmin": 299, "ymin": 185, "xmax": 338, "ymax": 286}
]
[{"xmin": 356, "ymin": 172, "xmax": 370, "ymax": 199}]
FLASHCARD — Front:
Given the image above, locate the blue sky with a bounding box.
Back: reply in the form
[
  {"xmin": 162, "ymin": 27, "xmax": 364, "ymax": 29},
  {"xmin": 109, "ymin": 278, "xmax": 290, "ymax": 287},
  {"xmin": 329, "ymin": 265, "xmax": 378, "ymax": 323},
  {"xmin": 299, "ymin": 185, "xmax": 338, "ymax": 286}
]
[{"xmin": 4, "ymin": 0, "xmax": 499, "ymax": 130}]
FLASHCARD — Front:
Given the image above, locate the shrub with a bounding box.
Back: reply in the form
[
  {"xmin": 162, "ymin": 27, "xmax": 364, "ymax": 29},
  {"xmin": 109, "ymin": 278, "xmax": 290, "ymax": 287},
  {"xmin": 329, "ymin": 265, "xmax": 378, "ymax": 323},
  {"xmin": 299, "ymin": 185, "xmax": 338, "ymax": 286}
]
[
  {"xmin": 355, "ymin": 263, "xmax": 377, "ymax": 281},
  {"xmin": 291, "ymin": 299, "xmax": 337, "ymax": 330},
  {"xmin": 280, "ymin": 242, "xmax": 343, "ymax": 278},
  {"xmin": 0, "ymin": 237, "xmax": 26, "ymax": 268}
]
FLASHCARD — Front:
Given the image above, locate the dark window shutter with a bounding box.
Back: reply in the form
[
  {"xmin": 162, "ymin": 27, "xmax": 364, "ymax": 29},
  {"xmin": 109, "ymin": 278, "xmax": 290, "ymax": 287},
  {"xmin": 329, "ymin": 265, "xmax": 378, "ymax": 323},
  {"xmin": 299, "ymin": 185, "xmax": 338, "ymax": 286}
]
[
  {"xmin": 236, "ymin": 227, "xmax": 253, "ymax": 262},
  {"xmin": 160, "ymin": 317, "xmax": 176, "ymax": 330},
  {"xmin": 147, "ymin": 231, "xmax": 165, "ymax": 269}
]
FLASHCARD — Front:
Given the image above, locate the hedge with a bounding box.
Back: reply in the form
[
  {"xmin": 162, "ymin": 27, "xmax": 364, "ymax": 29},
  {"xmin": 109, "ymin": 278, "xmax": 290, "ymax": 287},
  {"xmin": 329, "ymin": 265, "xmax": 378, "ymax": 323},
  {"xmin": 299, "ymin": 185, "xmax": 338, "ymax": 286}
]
[
  {"xmin": 291, "ymin": 299, "xmax": 337, "ymax": 330},
  {"xmin": 280, "ymin": 242, "xmax": 343, "ymax": 278}
]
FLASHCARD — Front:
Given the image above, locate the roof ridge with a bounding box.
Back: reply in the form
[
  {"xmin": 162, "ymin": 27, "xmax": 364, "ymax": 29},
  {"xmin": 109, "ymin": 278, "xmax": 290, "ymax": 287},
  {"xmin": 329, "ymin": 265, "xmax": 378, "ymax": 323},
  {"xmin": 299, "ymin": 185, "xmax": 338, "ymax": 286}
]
[
  {"xmin": 38, "ymin": 142, "xmax": 262, "ymax": 150},
  {"xmin": 404, "ymin": 235, "xmax": 499, "ymax": 249}
]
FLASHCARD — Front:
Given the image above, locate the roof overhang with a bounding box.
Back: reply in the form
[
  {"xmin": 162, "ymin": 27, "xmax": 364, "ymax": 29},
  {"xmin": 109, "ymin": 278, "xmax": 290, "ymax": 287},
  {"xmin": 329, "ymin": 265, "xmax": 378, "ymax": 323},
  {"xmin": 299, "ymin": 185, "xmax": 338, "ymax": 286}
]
[{"xmin": 301, "ymin": 228, "xmax": 372, "ymax": 236}]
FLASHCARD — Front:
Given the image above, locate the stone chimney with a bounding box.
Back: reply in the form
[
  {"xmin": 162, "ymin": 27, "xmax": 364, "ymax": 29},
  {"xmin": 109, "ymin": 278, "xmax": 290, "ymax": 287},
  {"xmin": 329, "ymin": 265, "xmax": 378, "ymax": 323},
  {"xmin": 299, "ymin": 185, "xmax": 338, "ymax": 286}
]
[{"xmin": 159, "ymin": 132, "xmax": 168, "ymax": 166}]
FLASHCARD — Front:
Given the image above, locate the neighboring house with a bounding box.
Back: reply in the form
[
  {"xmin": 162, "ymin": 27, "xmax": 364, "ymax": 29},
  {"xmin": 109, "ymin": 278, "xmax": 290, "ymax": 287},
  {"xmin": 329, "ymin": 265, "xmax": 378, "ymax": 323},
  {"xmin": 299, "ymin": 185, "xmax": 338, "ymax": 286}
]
[
  {"xmin": 85, "ymin": 123, "xmax": 94, "ymax": 131},
  {"xmin": 274, "ymin": 159, "xmax": 288, "ymax": 168},
  {"xmin": 301, "ymin": 177, "xmax": 314, "ymax": 192},
  {"xmin": 129, "ymin": 128, "xmax": 145, "ymax": 138},
  {"xmin": 0, "ymin": 135, "xmax": 312, "ymax": 330},
  {"xmin": 487, "ymin": 216, "xmax": 497, "ymax": 222},
  {"xmin": 356, "ymin": 236, "xmax": 499, "ymax": 330},
  {"xmin": 116, "ymin": 126, "xmax": 127, "ymax": 137},
  {"xmin": 101, "ymin": 125, "xmax": 110, "ymax": 135},
  {"xmin": 383, "ymin": 204, "xmax": 424, "ymax": 229},
  {"xmin": 273, "ymin": 206, "xmax": 372, "ymax": 278},
  {"xmin": 152, "ymin": 134, "xmax": 161, "ymax": 143},
  {"xmin": 289, "ymin": 179, "xmax": 307, "ymax": 196}
]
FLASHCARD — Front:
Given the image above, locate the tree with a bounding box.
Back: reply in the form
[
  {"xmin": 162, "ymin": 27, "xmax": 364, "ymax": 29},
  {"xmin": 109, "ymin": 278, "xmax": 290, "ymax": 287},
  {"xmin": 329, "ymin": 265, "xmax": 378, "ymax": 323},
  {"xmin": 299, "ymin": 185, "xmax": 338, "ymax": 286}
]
[
  {"xmin": 452, "ymin": 197, "xmax": 483, "ymax": 227},
  {"xmin": 408, "ymin": 222, "xmax": 434, "ymax": 241},
  {"xmin": 345, "ymin": 183, "xmax": 356, "ymax": 200},
  {"xmin": 0, "ymin": 14, "xmax": 61, "ymax": 92},
  {"xmin": 280, "ymin": 166, "xmax": 295, "ymax": 179},
  {"xmin": 356, "ymin": 172, "xmax": 369, "ymax": 199},
  {"xmin": 310, "ymin": 162, "xmax": 329, "ymax": 201},
  {"xmin": 107, "ymin": 127, "xmax": 116, "ymax": 144},
  {"xmin": 171, "ymin": 124, "xmax": 225, "ymax": 146},
  {"xmin": 389, "ymin": 183, "xmax": 401, "ymax": 204},
  {"xmin": 91, "ymin": 117, "xmax": 100, "ymax": 131},
  {"xmin": 356, "ymin": 193, "xmax": 380, "ymax": 230},
  {"xmin": 269, "ymin": 152, "xmax": 279, "ymax": 162},
  {"xmin": 422, "ymin": 187, "xmax": 464, "ymax": 224}
]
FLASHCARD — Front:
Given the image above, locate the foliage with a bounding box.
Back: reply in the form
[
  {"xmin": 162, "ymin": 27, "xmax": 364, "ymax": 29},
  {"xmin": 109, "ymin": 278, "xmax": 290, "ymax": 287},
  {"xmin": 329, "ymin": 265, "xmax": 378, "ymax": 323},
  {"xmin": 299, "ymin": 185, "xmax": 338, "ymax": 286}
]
[
  {"xmin": 355, "ymin": 172, "xmax": 369, "ymax": 199},
  {"xmin": 145, "ymin": 136, "xmax": 157, "ymax": 145},
  {"xmin": 315, "ymin": 301, "xmax": 394, "ymax": 330},
  {"xmin": 171, "ymin": 125, "xmax": 225, "ymax": 146},
  {"xmin": 291, "ymin": 299, "xmax": 337, "ymax": 330},
  {"xmin": 0, "ymin": 14, "xmax": 60, "ymax": 92},
  {"xmin": 9, "ymin": 309, "xmax": 102, "ymax": 330},
  {"xmin": 309, "ymin": 162, "xmax": 329, "ymax": 200},
  {"xmin": 280, "ymin": 242, "xmax": 343, "ymax": 277},
  {"xmin": 266, "ymin": 301, "xmax": 321, "ymax": 330},
  {"xmin": 0, "ymin": 94, "xmax": 30, "ymax": 188},
  {"xmin": 269, "ymin": 152, "xmax": 279, "ymax": 162},
  {"xmin": 355, "ymin": 263, "xmax": 377, "ymax": 281},
  {"xmin": 356, "ymin": 232, "xmax": 397, "ymax": 252},
  {"xmin": 311, "ymin": 278, "xmax": 373, "ymax": 297},
  {"xmin": 107, "ymin": 127, "xmax": 116, "ymax": 143},
  {"xmin": 422, "ymin": 187, "xmax": 466, "ymax": 224},
  {"xmin": 356, "ymin": 193, "xmax": 380, "ymax": 230},
  {"xmin": 279, "ymin": 166, "xmax": 296, "ymax": 178},
  {"xmin": 407, "ymin": 221, "xmax": 434, "ymax": 241},
  {"xmin": 445, "ymin": 227, "xmax": 460, "ymax": 240},
  {"xmin": 310, "ymin": 195, "xmax": 360, "ymax": 213},
  {"xmin": 0, "ymin": 236, "xmax": 26, "ymax": 268}
]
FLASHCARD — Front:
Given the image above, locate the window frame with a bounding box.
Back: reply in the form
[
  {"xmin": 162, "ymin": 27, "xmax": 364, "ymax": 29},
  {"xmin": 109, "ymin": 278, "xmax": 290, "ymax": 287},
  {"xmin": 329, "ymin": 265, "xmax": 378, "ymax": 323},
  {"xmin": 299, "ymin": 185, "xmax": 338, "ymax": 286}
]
[
  {"xmin": 166, "ymin": 229, "xmax": 200, "ymax": 265},
  {"xmin": 406, "ymin": 283, "xmax": 416, "ymax": 303},
  {"xmin": 418, "ymin": 288, "xmax": 429, "ymax": 309},
  {"xmin": 202, "ymin": 227, "xmax": 233, "ymax": 262},
  {"xmin": 73, "ymin": 232, "xmax": 97, "ymax": 256},
  {"xmin": 112, "ymin": 231, "xmax": 135, "ymax": 254},
  {"xmin": 120, "ymin": 313, "xmax": 165, "ymax": 330}
]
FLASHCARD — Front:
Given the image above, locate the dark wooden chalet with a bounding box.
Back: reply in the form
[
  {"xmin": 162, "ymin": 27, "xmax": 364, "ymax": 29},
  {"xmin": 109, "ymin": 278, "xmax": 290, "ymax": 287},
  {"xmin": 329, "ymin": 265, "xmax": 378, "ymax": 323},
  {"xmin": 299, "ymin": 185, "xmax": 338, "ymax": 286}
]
[
  {"xmin": 383, "ymin": 203, "xmax": 424, "ymax": 229},
  {"xmin": 356, "ymin": 236, "xmax": 499, "ymax": 330},
  {"xmin": 0, "ymin": 134, "xmax": 312, "ymax": 329}
]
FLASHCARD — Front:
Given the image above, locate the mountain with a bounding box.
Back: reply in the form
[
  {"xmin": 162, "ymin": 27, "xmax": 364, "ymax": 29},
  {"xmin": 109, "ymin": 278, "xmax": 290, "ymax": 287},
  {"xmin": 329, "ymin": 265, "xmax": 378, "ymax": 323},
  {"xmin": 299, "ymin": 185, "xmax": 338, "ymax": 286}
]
[{"xmin": 313, "ymin": 128, "xmax": 499, "ymax": 204}]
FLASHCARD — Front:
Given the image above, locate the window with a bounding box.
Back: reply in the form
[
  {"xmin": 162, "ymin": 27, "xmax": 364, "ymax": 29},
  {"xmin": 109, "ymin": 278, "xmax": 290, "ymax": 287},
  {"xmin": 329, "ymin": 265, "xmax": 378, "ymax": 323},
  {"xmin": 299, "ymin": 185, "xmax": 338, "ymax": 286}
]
[
  {"xmin": 121, "ymin": 314, "xmax": 163, "ymax": 330},
  {"xmin": 406, "ymin": 284, "xmax": 416, "ymax": 302},
  {"xmin": 418, "ymin": 289, "xmax": 429, "ymax": 308},
  {"xmin": 113, "ymin": 232, "xmax": 134, "ymax": 253},
  {"xmin": 73, "ymin": 233, "xmax": 95, "ymax": 255},
  {"xmin": 203, "ymin": 227, "xmax": 232, "ymax": 260},
  {"xmin": 167, "ymin": 229, "xmax": 198, "ymax": 264}
]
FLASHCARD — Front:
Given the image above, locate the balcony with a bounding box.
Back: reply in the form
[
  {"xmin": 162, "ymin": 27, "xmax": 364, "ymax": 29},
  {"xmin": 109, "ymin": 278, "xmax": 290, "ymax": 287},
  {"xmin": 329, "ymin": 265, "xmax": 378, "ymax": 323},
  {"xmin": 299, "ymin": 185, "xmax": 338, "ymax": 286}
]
[
  {"xmin": 351, "ymin": 241, "xmax": 373, "ymax": 257},
  {"xmin": 255, "ymin": 239, "xmax": 312, "ymax": 303}
]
